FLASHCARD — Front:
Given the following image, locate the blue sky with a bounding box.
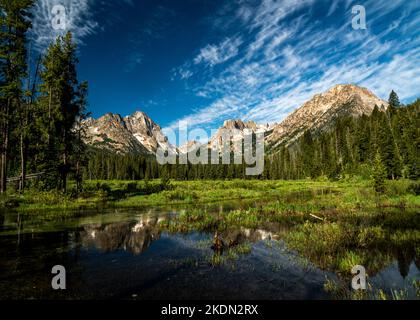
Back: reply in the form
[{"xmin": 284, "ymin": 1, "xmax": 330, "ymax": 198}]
[{"xmin": 30, "ymin": 0, "xmax": 419, "ymax": 140}]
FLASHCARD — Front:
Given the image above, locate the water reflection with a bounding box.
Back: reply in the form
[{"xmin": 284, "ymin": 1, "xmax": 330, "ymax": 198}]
[
  {"xmin": 212, "ymin": 227, "xmax": 279, "ymax": 251},
  {"xmin": 0, "ymin": 207, "xmax": 418, "ymax": 300},
  {"xmin": 80, "ymin": 215, "xmax": 162, "ymax": 255},
  {"xmin": 77, "ymin": 213, "xmax": 280, "ymax": 257}
]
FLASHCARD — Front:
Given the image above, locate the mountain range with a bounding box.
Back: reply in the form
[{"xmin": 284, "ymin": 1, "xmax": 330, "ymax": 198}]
[
  {"xmin": 81, "ymin": 84, "xmax": 388, "ymax": 155},
  {"xmin": 82, "ymin": 111, "xmax": 176, "ymax": 154}
]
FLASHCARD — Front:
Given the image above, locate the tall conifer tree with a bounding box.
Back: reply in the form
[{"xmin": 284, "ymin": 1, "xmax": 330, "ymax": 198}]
[{"xmin": 0, "ymin": 0, "xmax": 33, "ymax": 193}]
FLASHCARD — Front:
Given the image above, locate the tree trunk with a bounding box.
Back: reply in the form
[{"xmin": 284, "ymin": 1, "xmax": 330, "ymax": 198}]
[
  {"xmin": 0, "ymin": 99, "xmax": 10, "ymax": 194},
  {"xmin": 1, "ymin": 122, "xmax": 9, "ymax": 194},
  {"xmin": 76, "ymin": 160, "xmax": 80, "ymax": 192},
  {"xmin": 19, "ymin": 133, "xmax": 26, "ymax": 192},
  {"xmin": 62, "ymin": 128, "xmax": 67, "ymax": 193},
  {"xmin": 20, "ymin": 56, "xmax": 41, "ymax": 192},
  {"xmin": 47, "ymin": 86, "xmax": 52, "ymax": 146}
]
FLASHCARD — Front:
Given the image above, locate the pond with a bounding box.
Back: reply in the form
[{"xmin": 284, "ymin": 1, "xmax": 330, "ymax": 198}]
[{"xmin": 0, "ymin": 203, "xmax": 419, "ymax": 300}]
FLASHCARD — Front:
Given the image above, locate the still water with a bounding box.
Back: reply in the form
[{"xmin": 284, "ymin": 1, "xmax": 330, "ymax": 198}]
[{"xmin": 0, "ymin": 203, "xmax": 418, "ymax": 300}]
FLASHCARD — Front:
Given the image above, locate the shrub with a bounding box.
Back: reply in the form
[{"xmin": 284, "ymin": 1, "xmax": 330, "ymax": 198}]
[
  {"xmin": 407, "ymin": 182, "xmax": 420, "ymax": 196},
  {"xmin": 160, "ymin": 169, "xmax": 171, "ymax": 190},
  {"xmin": 357, "ymin": 226, "xmax": 386, "ymax": 248},
  {"xmin": 390, "ymin": 230, "xmax": 420, "ymax": 247},
  {"xmin": 125, "ymin": 182, "xmax": 139, "ymax": 193},
  {"xmin": 337, "ymin": 251, "xmax": 363, "ymax": 274},
  {"xmin": 386, "ymin": 180, "xmax": 413, "ymax": 196},
  {"xmin": 225, "ymin": 210, "xmax": 260, "ymax": 228}
]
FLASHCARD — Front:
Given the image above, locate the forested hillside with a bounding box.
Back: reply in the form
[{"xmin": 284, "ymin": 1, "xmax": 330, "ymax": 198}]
[
  {"xmin": 84, "ymin": 95, "xmax": 419, "ymax": 182},
  {"xmin": 267, "ymin": 94, "xmax": 419, "ymax": 181}
]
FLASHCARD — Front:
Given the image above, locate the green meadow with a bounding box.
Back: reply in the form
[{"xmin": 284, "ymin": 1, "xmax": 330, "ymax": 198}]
[
  {"xmin": 1, "ymin": 178, "xmax": 419, "ymax": 212},
  {"xmin": 1, "ymin": 178, "xmax": 419, "ymax": 299}
]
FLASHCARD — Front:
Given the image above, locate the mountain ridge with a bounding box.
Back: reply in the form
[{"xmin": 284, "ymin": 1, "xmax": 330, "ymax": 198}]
[
  {"xmin": 266, "ymin": 84, "xmax": 388, "ymax": 149},
  {"xmin": 82, "ymin": 84, "xmax": 388, "ymax": 155},
  {"xmin": 82, "ymin": 111, "xmax": 176, "ymax": 155}
]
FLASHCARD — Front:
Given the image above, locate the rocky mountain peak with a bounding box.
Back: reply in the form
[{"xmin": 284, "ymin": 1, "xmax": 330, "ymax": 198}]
[
  {"xmin": 222, "ymin": 119, "xmax": 260, "ymax": 131},
  {"xmin": 267, "ymin": 84, "xmax": 388, "ymax": 148},
  {"xmin": 124, "ymin": 111, "xmax": 160, "ymax": 138},
  {"xmin": 82, "ymin": 110, "xmax": 175, "ymax": 155},
  {"xmin": 310, "ymin": 84, "xmax": 386, "ymax": 110},
  {"xmin": 178, "ymin": 140, "xmax": 202, "ymax": 154},
  {"xmin": 208, "ymin": 119, "xmax": 268, "ymax": 152},
  {"xmin": 223, "ymin": 119, "xmax": 245, "ymax": 130},
  {"xmin": 82, "ymin": 84, "xmax": 389, "ymax": 156},
  {"xmin": 99, "ymin": 113, "xmax": 125, "ymax": 126}
]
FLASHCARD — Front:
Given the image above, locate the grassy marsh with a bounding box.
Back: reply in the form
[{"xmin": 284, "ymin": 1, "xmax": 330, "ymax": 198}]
[
  {"xmin": 1, "ymin": 178, "xmax": 419, "ymax": 212},
  {"xmin": 1, "ymin": 179, "xmax": 419, "ymax": 299}
]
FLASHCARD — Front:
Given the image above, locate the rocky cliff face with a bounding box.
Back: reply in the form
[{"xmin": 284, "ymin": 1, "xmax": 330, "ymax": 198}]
[
  {"xmin": 208, "ymin": 120, "xmax": 270, "ymax": 152},
  {"xmin": 178, "ymin": 140, "xmax": 202, "ymax": 154},
  {"xmin": 170, "ymin": 120, "xmax": 271, "ymax": 155},
  {"xmin": 82, "ymin": 111, "xmax": 177, "ymax": 154},
  {"xmin": 83, "ymin": 84, "xmax": 387, "ymax": 155},
  {"xmin": 266, "ymin": 84, "xmax": 388, "ymax": 148}
]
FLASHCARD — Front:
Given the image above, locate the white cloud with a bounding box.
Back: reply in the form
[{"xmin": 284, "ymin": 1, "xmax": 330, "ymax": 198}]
[
  {"xmin": 167, "ymin": 0, "xmax": 420, "ymax": 133},
  {"xmin": 171, "ymin": 63, "xmax": 194, "ymax": 81},
  {"xmin": 29, "ymin": 0, "xmax": 98, "ymax": 51},
  {"xmin": 194, "ymin": 37, "xmax": 243, "ymax": 67},
  {"xmin": 361, "ymin": 50, "xmax": 420, "ymax": 102},
  {"xmin": 167, "ymin": 95, "xmax": 243, "ymax": 130},
  {"xmin": 327, "ymin": 0, "xmax": 340, "ymax": 17},
  {"xmin": 179, "ymin": 68, "xmax": 193, "ymax": 80}
]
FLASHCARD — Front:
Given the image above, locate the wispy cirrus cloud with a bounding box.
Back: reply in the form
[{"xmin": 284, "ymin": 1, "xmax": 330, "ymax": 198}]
[
  {"xmin": 178, "ymin": 67, "xmax": 194, "ymax": 80},
  {"xmin": 194, "ymin": 37, "xmax": 243, "ymax": 67},
  {"xmin": 166, "ymin": 0, "xmax": 420, "ymax": 133},
  {"xmin": 29, "ymin": 0, "xmax": 98, "ymax": 51}
]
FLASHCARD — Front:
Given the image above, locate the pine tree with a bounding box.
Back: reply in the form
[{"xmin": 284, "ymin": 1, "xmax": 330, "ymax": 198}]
[
  {"xmin": 73, "ymin": 81, "xmax": 90, "ymax": 192},
  {"xmin": 38, "ymin": 32, "xmax": 84, "ymax": 191},
  {"xmin": 0, "ymin": 0, "xmax": 34, "ymax": 193},
  {"xmin": 388, "ymin": 90, "xmax": 400, "ymax": 114},
  {"xmin": 301, "ymin": 130, "xmax": 314, "ymax": 178},
  {"xmin": 18, "ymin": 55, "xmax": 41, "ymax": 191},
  {"xmin": 160, "ymin": 166, "xmax": 171, "ymax": 190},
  {"xmin": 372, "ymin": 151, "xmax": 387, "ymax": 194}
]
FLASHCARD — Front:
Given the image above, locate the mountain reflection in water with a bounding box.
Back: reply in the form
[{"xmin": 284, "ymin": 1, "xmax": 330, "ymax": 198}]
[
  {"xmin": 80, "ymin": 216, "xmax": 163, "ymax": 255},
  {"xmin": 0, "ymin": 207, "xmax": 418, "ymax": 300},
  {"xmin": 79, "ymin": 214, "xmax": 279, "ymax": 256}
]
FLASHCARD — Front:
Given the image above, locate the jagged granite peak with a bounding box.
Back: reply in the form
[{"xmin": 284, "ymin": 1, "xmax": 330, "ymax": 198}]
[
  {"xmin": 267, "ymin": 84, "xmax": 388, "ymax": 148},
  {"xmin": 82, "ymin": 110, "xmax": 176, "ymax": 155},
  {"xmin": 83, "ymin": 84, "xmax": 388, "ymax": 155},
  {"xmin": 223, "ymin": 119, "xmax": 247, "ymax": 130},
  {"xmin": 222, "ymin": 119, "xmax": 270, "ymax": 131},
  {"xmin": 178, "ymin": 140, "xmax": 202, "ymax": 154},
  {"xmin": 210, "ymin": 119, "xmax": 269, "ymax": 152},
  {"xmin": 124, "ymin": 111, "xmax": 167, "ymax": 153},
  {"xmin": 125, "ymin": 111, "xmax": 159, "ymax": 136}
]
